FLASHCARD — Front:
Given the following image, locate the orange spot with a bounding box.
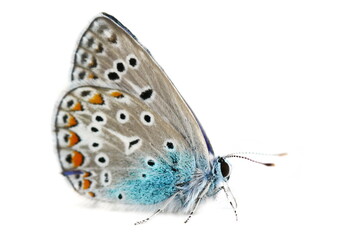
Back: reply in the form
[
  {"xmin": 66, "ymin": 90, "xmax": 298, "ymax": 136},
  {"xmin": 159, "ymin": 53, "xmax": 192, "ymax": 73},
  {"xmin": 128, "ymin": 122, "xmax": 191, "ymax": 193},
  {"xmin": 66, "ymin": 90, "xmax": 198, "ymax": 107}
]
[
  {"xmin": 83, "ymin": 179, "xmax": 91, "ymax": 190},
  {"xmin": 72, "ymin": 151, "xmax": 84, "ymax": 167},
  {"xmin": 88, "ymin": 192, "xmax": 95, "ymax": 197},
  {"xmin": 83, "ymin": 171, "xmax": 91, "ymax": 178},
  {"xmin": 111, "ymin": 91, "xmax": 123, "ymax": 98},
  {"xmin": 88, "ymin": 58, "xmax": 97, "ymax": 68},
  {"xmin": 89, "ymin": 93, "xmax": 104, "ymax": 104},
  {"xmin": 88, "ymin": 73, "xmax": 96, "ymax": 79},
  {"xmin": 68, "ymin": 131, "xmax": 80, "ymax": 147},
  {"xmin": 71, "ymin": 102, "xmax": 83, "ymax": 111},
  {"xmin": 67, "ymin": 115, "xmax": 78, "ymax": 127}
]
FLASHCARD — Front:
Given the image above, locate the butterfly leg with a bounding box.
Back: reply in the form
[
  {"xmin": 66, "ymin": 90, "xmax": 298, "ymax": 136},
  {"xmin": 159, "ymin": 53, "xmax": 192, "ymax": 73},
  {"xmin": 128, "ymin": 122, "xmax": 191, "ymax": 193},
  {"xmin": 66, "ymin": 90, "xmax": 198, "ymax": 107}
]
[
  {"xmin": 221, "ymin": 185, "xmax": 238, "ymax": 221},
  {"xmin": 134, "ymin": 192, "xmax": 180, "ymax": 225},
  {"xmin": 208, "ymin": 184, "xmax": 238, "ymax": 220},
  {"xmin": 184, "ymin": 182, "xmax": 212, "ymax": 223}
]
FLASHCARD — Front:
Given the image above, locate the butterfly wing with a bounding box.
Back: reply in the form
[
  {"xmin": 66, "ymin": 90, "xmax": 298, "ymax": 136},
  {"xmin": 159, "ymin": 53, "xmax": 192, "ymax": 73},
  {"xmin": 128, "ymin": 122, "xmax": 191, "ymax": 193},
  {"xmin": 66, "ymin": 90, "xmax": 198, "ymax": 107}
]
[
  {"xmin": 55, "ymin": 13, "xmax": 213, "ymax": 208},
  {"xmin": 71, "ymin": 13, "xmax": 213, "ymax": 162},
  {"xmin": 55, "ymin": 85, "xmax": 197, "ymax": 205}
]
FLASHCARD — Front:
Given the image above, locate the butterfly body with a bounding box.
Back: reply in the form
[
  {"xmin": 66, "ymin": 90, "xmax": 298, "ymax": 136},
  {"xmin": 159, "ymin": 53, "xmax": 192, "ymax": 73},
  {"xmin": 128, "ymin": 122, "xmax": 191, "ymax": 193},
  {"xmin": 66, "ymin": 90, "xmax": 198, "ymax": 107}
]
[{"xmin": 55, "ymin": 13, "xmax": 235, "ymax": 220}]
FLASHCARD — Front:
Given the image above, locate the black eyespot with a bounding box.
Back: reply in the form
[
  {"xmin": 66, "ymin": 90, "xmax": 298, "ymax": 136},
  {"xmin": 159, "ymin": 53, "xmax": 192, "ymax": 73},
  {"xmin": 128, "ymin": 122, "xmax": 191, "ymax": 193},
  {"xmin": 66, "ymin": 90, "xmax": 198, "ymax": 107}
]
[
  {"xmin": 91, "ymin": 127, "xmax": 98, "ymax": 132},
  {"xmin": 63, "ymin": 134, "xmax": 69, "ymax": 143},
  {"xmin": 98, "ymin": 157, "xmax": 106, "ymax": 163},
  {"xmin": 62, "ymin": 114, "xmax": 68, "ymax": 123},
  {"xmin": 81, "ymin": 90, "xmax": 91, "ymax": 97},
  {"xmin": 78, "ymin": 71, "xmax": 86, "ymax": 80},
  {"xmin": 118, "ymin": 194, "xmax": 123, "ymax": 199},
  {"xmin": 144, "ymin": 115, "xmax": 151, "ymax": 123},
  {"xmin": 120, "ymin": 113, "xmax": 126, "ymax": 120},
  {"xmin": 65, "ymin": 154, "xmax": 72, "ymax": 164},
  {"xmin": 95, "ymin": 116, "xmax": 104, "ymax": 122},
  {"xmin": 116, "ymin": 62, "xmax": 125, "ymax": 72},
  {"xmin": 166, "ymin": 142, "xmax": 174, "ymax": 149},
  {"xmin": 147, "ymin": 159, "xmax": 155, "ymax": 166},
  {"xmin": 108, "ymin": 72, "xmax": 119, "ymax": 81},
  {"xmin": 129, "ymin": 58, "xmax": 137, "ymax": 67},
  {"xmin": 220, "ymin": 159, "xmax": 230, "ymax": 178},
  {"xmin": 92, "ymin": 142, "xmax": 99, "ymax": 147},
  {"xmin": 140, "ymin": 89, "xmax": 153, "ymax": 100},
  {"xmin": 141, "ymin": 112, "xmax": 154, "ymax": 126},
  {"xmin": 142, "ymin": 174, "xmax": 146, "ymax": 178},
  {"xmin": 67, "ymin": 100, "xmax": 74, "ymax": 108}
]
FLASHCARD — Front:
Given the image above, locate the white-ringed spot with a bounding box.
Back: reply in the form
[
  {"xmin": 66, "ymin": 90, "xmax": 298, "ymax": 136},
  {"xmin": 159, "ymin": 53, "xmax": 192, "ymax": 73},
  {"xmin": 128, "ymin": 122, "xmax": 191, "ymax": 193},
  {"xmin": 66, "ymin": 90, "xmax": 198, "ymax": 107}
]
[
  {"xmin": 140, "ymin": 111, "xmax": 154, "ymax": 126},
  {"xmin": 116, "ymin": 109, "xmax": 129, "ymax": 124},
  {"xmin": 95, "ymin": 153, "xmax": 109, "ymax": 167}
]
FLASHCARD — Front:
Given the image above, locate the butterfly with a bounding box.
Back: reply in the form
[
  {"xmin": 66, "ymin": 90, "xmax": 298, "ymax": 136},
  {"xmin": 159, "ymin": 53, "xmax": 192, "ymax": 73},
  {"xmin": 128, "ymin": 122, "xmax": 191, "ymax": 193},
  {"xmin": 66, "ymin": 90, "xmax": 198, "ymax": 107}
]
[{"xmin": 54, "ymin": 12, "xmax": 279, "ymax": 224}]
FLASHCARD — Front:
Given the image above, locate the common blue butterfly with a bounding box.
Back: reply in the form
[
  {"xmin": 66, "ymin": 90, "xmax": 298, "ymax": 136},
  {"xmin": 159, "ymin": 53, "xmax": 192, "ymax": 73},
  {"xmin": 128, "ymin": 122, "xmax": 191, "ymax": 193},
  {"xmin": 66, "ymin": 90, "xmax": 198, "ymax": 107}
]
[{"xmin": 54, "ymin": 12, "xmax": 281, "ymax": 224}]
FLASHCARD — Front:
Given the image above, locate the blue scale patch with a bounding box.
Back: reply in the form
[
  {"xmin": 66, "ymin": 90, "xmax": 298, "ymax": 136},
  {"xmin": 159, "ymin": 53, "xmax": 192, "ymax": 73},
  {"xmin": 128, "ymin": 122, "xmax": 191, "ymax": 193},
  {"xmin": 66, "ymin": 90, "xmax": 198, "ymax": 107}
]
[{"xmin": 106, "ymin": 151, "xmax": 197, "ymax": 205}]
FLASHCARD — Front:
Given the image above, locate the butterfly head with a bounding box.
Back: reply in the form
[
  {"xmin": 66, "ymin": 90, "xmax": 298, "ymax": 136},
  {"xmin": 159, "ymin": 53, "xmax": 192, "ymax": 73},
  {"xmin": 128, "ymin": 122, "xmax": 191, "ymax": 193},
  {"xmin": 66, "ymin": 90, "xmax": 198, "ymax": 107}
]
[{"xmin": 215, "ymin": 156, "xmax": 232, "ymax": 181}]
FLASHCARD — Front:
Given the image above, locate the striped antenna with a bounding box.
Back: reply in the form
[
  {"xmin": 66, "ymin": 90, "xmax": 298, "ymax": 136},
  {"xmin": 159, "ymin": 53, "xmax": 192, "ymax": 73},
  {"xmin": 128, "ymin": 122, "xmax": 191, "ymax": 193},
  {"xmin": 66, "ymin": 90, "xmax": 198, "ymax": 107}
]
[
  {"xmin": 224, "ymin": 154, "xmax": 275, "ymax": 167},
  {"xmin": 227, "ymin": 152, "xmax": 287, "ymax": 157}
]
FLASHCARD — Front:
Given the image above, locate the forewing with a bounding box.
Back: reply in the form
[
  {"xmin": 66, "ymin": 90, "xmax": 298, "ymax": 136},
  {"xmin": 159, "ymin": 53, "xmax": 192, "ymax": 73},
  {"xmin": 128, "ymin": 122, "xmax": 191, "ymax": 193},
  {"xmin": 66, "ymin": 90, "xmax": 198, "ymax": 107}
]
[{"xmin": 71, "ymin": 13, "xmax": 213, "ymax": 163}]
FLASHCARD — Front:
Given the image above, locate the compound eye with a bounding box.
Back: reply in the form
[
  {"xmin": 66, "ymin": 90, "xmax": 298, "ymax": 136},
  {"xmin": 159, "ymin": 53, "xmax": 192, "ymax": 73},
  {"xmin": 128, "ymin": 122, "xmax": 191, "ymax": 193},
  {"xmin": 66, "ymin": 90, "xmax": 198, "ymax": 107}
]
[{"xmin": 220, "ymin": 159, "xmax": 231, "ymax": 178}]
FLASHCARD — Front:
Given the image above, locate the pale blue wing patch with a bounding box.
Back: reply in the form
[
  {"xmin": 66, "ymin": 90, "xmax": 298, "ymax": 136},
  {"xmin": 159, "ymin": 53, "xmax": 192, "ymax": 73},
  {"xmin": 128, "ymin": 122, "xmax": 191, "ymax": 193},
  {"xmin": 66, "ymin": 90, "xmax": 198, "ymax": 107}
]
[{"xmin": 103, "ymin": 151, "xmax": 195, "ymax": 205}]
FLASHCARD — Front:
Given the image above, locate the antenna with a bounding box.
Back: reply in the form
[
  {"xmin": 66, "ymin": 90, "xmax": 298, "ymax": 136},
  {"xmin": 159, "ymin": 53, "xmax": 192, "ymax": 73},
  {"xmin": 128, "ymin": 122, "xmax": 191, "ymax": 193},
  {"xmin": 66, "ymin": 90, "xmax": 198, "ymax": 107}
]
[
  {"xmin": 224, "ymin": 154, "xmax": 276, "ymax": 166},
  {"xmin": 226, "ymin": 152, "xmax": 287, "ymax": 157}
]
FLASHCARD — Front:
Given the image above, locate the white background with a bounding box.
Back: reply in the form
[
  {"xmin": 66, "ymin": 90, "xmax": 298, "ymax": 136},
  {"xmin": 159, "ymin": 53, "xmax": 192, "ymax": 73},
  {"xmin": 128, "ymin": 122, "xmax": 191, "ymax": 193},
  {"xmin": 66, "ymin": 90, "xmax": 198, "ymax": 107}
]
[{"xmin": 1, "ymin": 0, "xmax": 339, "ymax": 239}]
